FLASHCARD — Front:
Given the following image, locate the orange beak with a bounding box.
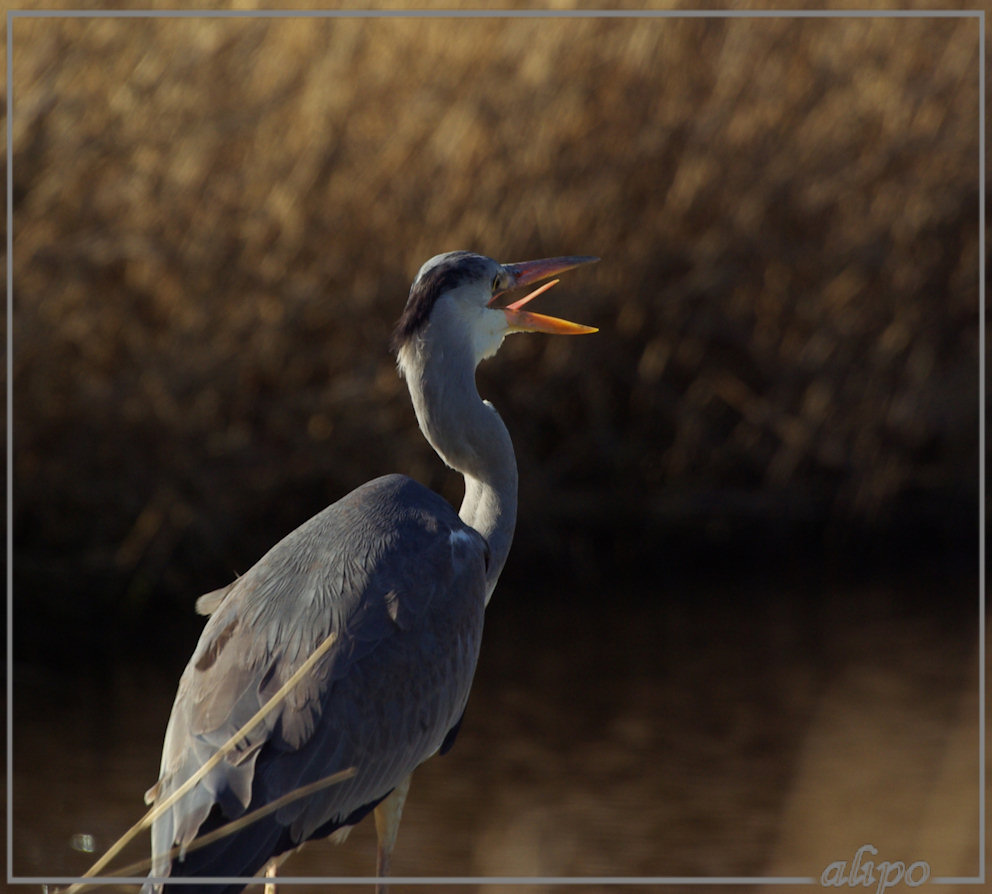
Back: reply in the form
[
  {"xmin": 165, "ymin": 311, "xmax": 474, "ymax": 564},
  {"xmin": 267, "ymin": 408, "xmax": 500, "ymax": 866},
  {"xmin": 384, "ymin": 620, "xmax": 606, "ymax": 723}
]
[{"xmin": 488, "ymin": 255, "xmax": 599, "ymax": 335}]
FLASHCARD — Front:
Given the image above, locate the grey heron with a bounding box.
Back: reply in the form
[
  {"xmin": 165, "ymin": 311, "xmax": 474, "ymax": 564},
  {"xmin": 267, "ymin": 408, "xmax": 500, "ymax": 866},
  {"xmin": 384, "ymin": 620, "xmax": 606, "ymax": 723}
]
[{"xmin": 142, "ymin": 250, "xmax": 598, "ymax": 893}]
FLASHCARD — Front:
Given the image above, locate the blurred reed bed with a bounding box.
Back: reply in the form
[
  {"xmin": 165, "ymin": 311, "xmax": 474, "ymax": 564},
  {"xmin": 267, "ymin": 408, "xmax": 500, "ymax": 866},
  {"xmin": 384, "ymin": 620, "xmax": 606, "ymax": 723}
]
[{"xmin": 7, "ymin": 6, "xmax": 980, "ymax": 644}]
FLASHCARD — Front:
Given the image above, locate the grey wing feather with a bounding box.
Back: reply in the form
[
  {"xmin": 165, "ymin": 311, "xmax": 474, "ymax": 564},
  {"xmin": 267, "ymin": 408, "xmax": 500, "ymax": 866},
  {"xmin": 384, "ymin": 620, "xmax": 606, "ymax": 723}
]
[
  {"xmin": 147, "ymin": 473, "xmax": 488, "ymax": 875},
  {"xmin": 194, "ymin": 584, "xmax": 233, "ymax": 616}
]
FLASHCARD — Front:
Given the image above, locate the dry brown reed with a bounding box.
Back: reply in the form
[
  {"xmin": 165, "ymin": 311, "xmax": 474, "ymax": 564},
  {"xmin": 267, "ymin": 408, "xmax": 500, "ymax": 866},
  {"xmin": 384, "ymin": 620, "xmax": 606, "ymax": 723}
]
[{"xmin": 8, "ymin": 4, "xmax": 981, "ymax": 633}]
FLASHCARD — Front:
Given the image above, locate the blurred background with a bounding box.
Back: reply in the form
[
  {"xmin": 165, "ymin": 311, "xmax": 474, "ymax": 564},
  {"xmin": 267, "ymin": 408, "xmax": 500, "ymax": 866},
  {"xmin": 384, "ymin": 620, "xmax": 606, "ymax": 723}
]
[{"xmin": 7, "ymin": 2, "xmax": 984, "ymax": 891}]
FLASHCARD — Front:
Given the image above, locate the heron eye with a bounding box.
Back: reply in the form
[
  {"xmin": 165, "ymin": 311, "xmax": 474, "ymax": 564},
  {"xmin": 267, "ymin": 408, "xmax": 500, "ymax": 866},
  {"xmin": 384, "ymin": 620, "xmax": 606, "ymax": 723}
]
[{"xmin": 491, "ymin": 275, "xmax": 502, "ymax": 293}]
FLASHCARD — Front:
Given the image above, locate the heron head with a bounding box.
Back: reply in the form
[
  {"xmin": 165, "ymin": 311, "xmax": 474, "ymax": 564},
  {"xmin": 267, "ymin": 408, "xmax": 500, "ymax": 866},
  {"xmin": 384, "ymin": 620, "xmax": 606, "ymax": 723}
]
[{"xmin": 392, "ymin": 251, "xmax": 598, "ymax": 363}]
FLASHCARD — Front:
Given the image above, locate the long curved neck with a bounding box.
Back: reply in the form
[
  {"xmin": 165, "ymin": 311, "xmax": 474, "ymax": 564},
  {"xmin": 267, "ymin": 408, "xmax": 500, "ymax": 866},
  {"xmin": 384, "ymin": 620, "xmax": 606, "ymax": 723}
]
[{"xmin": 398, "ymin": 328, "xmax": 518, "ymax": 601}]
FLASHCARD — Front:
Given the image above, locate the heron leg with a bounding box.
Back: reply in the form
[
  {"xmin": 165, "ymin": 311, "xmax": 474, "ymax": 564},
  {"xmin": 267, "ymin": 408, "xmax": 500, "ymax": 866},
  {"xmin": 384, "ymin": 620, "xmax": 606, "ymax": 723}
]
[
  {"xmin": 262, "ymin": 852, "xmax": 292, "ymax": 894},
  {"xmin": 263, "ymin": 858, "xmax": 278, "ymax": 894},
  {"xmin": 373, "ymin": 774, "xmax": 412, "ymax": 892}
]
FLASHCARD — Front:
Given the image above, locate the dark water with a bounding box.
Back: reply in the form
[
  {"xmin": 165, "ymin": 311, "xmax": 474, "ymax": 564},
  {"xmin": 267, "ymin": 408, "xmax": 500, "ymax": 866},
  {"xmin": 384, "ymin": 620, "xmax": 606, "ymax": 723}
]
[{"xmin": 10, "ymin": 573, "xmax": 981, "ymax": 891}]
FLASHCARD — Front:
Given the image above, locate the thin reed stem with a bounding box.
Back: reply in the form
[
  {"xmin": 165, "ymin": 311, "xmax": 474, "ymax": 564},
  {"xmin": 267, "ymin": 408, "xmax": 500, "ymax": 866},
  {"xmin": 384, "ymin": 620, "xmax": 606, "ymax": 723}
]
[
  {"xmin": 57, "ymin": 766, "xmax": 357, "ymax": 893},
  {"xmin": 62, "ymin": 630, "xmax": 341, "ymax": 893}
]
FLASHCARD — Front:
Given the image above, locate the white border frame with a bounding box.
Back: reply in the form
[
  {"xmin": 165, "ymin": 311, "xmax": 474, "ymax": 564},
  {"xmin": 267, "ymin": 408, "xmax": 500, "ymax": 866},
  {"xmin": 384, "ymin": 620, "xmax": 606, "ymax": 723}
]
[{"xmin": 5, "ymin": 7, "xmax": 985, "ymax": 889}]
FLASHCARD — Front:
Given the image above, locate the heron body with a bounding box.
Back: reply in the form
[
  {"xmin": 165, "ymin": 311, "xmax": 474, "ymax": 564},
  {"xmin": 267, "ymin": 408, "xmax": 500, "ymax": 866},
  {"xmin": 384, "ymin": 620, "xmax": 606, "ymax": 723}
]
[{"xmin": 143, "ymin": 251, "xmax": 597, "ymax": 893}]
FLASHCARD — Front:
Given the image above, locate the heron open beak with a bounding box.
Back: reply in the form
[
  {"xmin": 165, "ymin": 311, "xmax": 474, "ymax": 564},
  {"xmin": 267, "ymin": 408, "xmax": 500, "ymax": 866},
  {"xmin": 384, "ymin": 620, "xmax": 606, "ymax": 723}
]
[{"xmin": 489, "ymin": 255, "xmax": 599, "ymax": 335}]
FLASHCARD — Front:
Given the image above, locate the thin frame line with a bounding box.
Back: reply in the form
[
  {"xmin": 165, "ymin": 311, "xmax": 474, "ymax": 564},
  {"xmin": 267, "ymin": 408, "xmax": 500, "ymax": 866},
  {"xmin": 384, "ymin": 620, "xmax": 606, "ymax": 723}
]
[
  {"xmin": 978, "ymin": 8, "xmax": 987, "ymax": 888},
  {"xmin": 5, "ymin": 7, "xmax": 986, "ymax": 889},
  {"xmin": 4, "ymin": 8, "xmax": 986, "ymax": 18},
  {"xmin": 11, "ymin": 880, "xmax": 986, "ymax": 889},
  {"xmin": 6, "ymin": 7, "xmax": 15, "ymax": 891},
  {"xmin": 16, "ymin": 877, "xmax": 821, "ymax": 887}
]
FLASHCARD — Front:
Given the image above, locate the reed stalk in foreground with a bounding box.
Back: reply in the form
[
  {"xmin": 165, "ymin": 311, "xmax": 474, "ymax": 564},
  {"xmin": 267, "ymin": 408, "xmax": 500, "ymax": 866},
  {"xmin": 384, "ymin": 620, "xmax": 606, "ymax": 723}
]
[
  {"xmin": 56, "ymin": 765, "xmax": 358, "ymax": 893},
  {"xmin": 62, "ymin": 629, "xmax": 345, "ymax": 893}
]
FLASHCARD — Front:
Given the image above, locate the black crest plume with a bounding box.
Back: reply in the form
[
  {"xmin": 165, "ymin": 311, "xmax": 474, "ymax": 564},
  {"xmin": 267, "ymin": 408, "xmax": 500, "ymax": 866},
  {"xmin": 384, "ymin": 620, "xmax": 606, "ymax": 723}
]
[{"xmin": 390, "ymin": 252, "xmax": 492, "ymax": 353}]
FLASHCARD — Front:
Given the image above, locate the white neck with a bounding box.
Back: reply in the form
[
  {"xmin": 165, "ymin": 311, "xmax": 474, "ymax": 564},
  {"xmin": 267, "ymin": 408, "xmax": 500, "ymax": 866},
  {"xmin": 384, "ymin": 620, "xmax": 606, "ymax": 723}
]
[{"xmin": 397, "ymin": 306, "xmax": 518, "ymax": 601}]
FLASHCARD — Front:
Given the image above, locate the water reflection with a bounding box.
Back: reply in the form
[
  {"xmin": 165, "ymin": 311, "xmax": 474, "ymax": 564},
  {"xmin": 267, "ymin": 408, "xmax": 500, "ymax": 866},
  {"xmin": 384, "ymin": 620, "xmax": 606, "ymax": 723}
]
[{"xmin": 11, "ymin": 574, "xmax": 979, "ymax": 890}]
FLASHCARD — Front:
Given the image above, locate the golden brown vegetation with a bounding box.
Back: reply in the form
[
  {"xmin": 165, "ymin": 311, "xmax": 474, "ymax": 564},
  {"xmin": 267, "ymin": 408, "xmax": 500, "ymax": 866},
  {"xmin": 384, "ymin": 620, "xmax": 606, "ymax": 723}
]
[{"xmin": 9, "ymin": 5, "xmax": 980, "ymax": 636}]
